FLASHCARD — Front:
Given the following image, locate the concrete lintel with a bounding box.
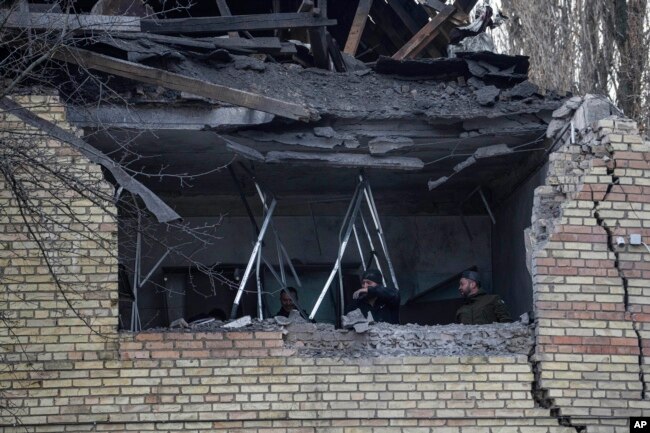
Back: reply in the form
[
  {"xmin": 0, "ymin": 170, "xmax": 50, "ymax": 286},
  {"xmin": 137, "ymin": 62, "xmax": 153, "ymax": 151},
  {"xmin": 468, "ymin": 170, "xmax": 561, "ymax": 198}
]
[
  {"xmin": 265, "ymin": 151, "xmax": 424, "ymax": 170},
  {"xmin": 66, "ymin": 105, "xmax": 275, "ymax": 130}
]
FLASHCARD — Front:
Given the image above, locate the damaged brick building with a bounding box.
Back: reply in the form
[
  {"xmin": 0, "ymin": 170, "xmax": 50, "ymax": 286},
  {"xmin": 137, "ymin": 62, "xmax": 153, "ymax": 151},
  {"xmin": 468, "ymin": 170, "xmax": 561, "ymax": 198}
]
[{"xmin": 1, "ymin": 0, "xmax": 650, "ymax": 432}]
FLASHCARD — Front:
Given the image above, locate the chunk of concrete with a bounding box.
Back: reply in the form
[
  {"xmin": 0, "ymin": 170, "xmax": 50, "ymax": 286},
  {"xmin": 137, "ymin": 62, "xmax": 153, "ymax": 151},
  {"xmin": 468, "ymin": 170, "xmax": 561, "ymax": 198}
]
[
  {"xmin": 475, "ymin": 85, "xmax": 500, "ymax": 106},
  {"xmin": 428, "ymin": 176, "xmax": 449, "ymax": 191},
  {"xmin": 223, "ymin": 315, "xmax": 252, "ymax": 328},
  {"xmin": 546, "ymin": 119, "xmax": 566, "ymax": 138},
  {"xmin": 288, "ymin": 309, "xmax": 309, "ymax": 323},
  {"xmin": 572, "ymin": 94, "xmax": 615, "ymax": 131},
  {"xmin": 313, "ymin": 126, "xmax": 336, "ymax": 138},
  {"xmin": 552, "ymin": 104, "xmax": 574, "ymax": 119},
  {"xmin": 274, "ymin": 315, "xmax": 292, "ymax": 326},
  {"xmin": 565, "ymin": 96, "xmax": 583, "ymax": 110},
  {"xmin": 170, "ymin": 318, "xmax": 189, "ymax": 329},
  {"xmin": 353, "ymin": 322, "xmax": 370, "ymax": 333},
  {"xmin": 368, "ymin": 136, "xmax": 414, "ymax": 155},
  {"xmin": 506, "ymin": 80, "xmax": 538, "ymax": 99},
  {"xmin": 453, "ymin": 156, "xmax": 476, "ymax": 172},
  {"xmin": 467, "ymin": 77, "xmax": 485, "ymax": 89},
  {"xmin": 342, "ymin": 309, "xmax": 367, "ymax": 328},
  {"xmin": 473, "ymin": 144, "xmax": 512, "ymax": 159}
]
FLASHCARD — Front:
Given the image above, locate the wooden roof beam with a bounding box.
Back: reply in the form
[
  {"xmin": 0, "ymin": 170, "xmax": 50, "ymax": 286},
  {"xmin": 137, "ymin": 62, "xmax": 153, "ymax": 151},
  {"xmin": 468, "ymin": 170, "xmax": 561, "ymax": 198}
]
[
  {"xmin": 343, "ymin": 0, "xmax": 373, "ymax": 55},
  {"xmin": 141, "ymin": 12, "xmax": 336, "ymax": 35},
  {"xmin": 392, "ymin": 4, "xmax": 455, "ymax": 60},
  {"xmin": 0, "ymin": 10, "xmax": 141, "ymax": 32},
  {"xmin": 215, "ymin": 0, "xmax": 241, "ymax": 38},
  {"xmin": 384, "ymin": 0, "xmax": 441, "ymax": 58},
  {"xmin": 52, "ymin": 47, "xmax": 316, "ymax": 122}
]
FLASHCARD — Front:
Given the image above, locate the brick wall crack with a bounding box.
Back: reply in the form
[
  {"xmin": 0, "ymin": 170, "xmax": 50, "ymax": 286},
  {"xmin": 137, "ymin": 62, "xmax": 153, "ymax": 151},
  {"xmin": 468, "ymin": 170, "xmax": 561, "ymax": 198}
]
[{"xmin": 592, "ymin": 155, "xmax": 646, "ymax": 400}]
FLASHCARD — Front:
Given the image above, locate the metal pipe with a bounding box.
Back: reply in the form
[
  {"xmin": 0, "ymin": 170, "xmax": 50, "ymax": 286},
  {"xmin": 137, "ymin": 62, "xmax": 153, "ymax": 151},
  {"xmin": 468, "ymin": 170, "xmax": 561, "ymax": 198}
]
[
  {"xmin": 352, "ymin": 224, "xmax": 366, "ymax": 271},
  {"xmin": 309, "ymin": 183, "xmax": 364, "ymax": 320},
  {"xmin": 279, "ymin": 242, "xmax": 302, "ymax": 288},
  {"xmin": 228, "ymin": 164, "xmax": 260, "ymax": 236},
  {"xmin": 255, "ymin": 248, "xmax": 263, "ymax": 320},
  {"xmin": 139, "ymin": 250, "xmax": 170, "ymax": 287},
  {"xmin": 361, "ymin": 176, "xmax": 399, "ymax": 291},
  {"xmin": 131, "ymin": 208, "xmax": 142, "ymax": 332},
  {"xmin": 261, "ymin": 254, "xmax": 284, "ymax": 286},
  {"xmin": 253, "ymin": 180, "xmax": 302, "ymax": 288},
  {"xmin": 359, "ymin": 211, "xmax": 385, "ymax": 283},
  {"xmin": 276, "ymin": 235, "xmax": 286, "ymax": 284},
  {"xmin": 231, "ymin": 199, "xmax": 277, "ymax": 319},
  {"xmin": 478, "ymin": 187, "xmax": 496, "ymax": 225}
]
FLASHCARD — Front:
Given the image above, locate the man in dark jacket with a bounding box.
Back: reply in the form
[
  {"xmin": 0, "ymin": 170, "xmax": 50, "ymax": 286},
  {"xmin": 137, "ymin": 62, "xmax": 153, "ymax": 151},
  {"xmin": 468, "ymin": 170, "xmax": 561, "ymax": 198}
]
[
  {"xmin": 456, "ymin": 270, "xmax": 512, "ymax": 325},
  {"xmin": 348, "ymin": 269, "xmax": 400, "ymax": 324},
  {"xmin": 276, "ymin": 287, "xmax": 299, "ymax": 318}
]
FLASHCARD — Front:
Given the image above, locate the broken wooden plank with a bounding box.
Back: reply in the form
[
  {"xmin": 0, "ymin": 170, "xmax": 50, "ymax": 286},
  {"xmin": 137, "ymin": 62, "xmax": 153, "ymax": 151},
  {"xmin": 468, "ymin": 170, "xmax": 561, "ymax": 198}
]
[
  {"xmin": 0, "ymin": 96, "xmax": 180, "ymax": 223},
  {"xmin": 265, "ymin": 151, "xmax": 424, "ymax": 170},
  {"xmin": 369, "ymin": 0, "xmax": 422, "ymax": 57},
  {"xmin": 392, "ymin": 4, "xmax": 455, "ymax": 59},
  {"xmin": 309, "ymin": 26, "xmax": 330, "ymax": 69},
  {"xmin": 141, "ymin": 13, "xmax": 336, "ymax": 35},
  {"xmin": 202, "ymin": 36, "xmax": 285, "ymax": 53},
  {"xmin": 115, "ymin": 32, "xmax": 216, "ymax": 50},
  {"xmin": 0, "ymin": 10, "xmax": 141, "ymax": 32},
  {"xmin": 385, "ymin": 0, "xmax": 440, "ymax": 58},
  {"xmin": 326, "ymin": 32, "xmax": 346, "ymax": 72},
  {"xmin": 91, "ymin": 0, "xmax": 149, "ymax": 17},
  {"xmin": 215, "ymin": 0, "xmax": 240, "ymax": 38},
  {"xmin": 375, "ymin": 55, "xmax": 468, "ymax": 80},
  {"xmin": 343, "ymin": 0, "xmax": 373, "ymax": 55},
  {"xmin": 52, "ymin": 47, "xmax": 316, "ymax": 122}
]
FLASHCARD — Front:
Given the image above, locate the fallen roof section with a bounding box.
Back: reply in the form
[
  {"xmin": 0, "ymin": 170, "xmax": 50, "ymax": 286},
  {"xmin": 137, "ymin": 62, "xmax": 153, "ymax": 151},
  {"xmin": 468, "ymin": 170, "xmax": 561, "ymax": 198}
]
[{"xmin": 0, "ymin": 97, "xmax": 181, "ymax": 224}]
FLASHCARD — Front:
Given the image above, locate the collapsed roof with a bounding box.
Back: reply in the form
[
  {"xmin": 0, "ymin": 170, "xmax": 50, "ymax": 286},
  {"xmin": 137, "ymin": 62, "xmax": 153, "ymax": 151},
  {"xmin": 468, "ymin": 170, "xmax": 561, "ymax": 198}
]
[{"xmin": 2, "ymin": 0, "xmax": 567, "ymax": 215}]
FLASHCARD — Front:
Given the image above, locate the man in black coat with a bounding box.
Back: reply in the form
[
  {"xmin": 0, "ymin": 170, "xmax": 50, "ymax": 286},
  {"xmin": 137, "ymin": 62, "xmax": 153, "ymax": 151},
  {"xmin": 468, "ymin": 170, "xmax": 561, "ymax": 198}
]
[
  {"xmin": 456, "ymin": 270, "xmax": 512, "ymax": 325},
  {"xmin": 275, "ymin": 287, "xmax": 299, "ymax": 318},
  {"xmin": 348, "ymin": 269, "xmax": 400, "ymax": 324}
]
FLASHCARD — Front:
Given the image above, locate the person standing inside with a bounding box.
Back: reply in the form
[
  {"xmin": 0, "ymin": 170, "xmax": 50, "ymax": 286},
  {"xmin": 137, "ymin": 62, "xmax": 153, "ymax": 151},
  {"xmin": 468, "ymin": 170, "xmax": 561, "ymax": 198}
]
[
  {"xmin": 349, "ymin": 269, "xmax": 399, "ymax": 324},
  {"xmin": 456, "ymin": 270, "xmax": 512, "ymax": 325},
  {"xmin": 276, "ymin": 287, "xmax": 299, "ymax": 318}
]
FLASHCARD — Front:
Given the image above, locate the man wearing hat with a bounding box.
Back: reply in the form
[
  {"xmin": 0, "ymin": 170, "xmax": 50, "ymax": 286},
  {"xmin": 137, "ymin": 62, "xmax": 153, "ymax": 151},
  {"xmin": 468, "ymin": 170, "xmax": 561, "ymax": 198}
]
[
  {"xmin": 349, "ymin": 269, "xmax": 399, "ymax": 324},
  {"xmin": 456, "ymin": 270, "xmax": 512, "ymax": 325}
]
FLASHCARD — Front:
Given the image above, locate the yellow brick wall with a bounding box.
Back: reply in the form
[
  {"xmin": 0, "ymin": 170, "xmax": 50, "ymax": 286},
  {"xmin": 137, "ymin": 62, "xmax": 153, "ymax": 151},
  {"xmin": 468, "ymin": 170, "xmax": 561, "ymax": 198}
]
[
  {"xmin": 2, "ymin": 94, "xmax": 650, "ymax": 433},
  {"xmin": 532, "ymin": 118, "xmax": 650, "ymax": 432},
  {"xmin": 0, "ymin": 93, "xmax": 119, "ymax": 410}
]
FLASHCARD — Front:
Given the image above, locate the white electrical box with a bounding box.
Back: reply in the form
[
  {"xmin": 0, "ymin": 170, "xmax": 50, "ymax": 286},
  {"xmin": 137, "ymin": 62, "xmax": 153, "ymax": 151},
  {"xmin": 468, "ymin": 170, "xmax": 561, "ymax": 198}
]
[{"xmin": 630, "ymin": 234, "xmax": 642, "ymax": 246}]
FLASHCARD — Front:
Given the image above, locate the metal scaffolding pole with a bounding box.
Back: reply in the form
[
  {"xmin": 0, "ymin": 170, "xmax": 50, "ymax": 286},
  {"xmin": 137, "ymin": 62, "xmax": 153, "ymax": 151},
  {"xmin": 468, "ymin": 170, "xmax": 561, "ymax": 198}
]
[
  {"xmin": 309, "ymin": 181, "xmax": 364, "ymax": 320},
  {"xmin": 361, "ymin": 175, "xmax": 399, "ymax": 291},
  {"xmin": 255, "ymin": 248, "xmax": 263, "ymax": 320},
  {"xmin": 253, "ymin": 180, "xmax": 302, "ymax": 288},
  {"xmin": 230, "ymin": 198, "xmax": 277, "ymax": 319},
  {"xmin": 229, "ymin": 164, "xmax": 306, "ymax": 320},
  {"xmin": 309, "ymin": 172, "xmax": 400, "ymax": 320},
  {"xmin": 359, "ymin": 211, "xmax": 386, "ymax": 285},
  {"xmin": 131, "ymin": 209, "xmax": 142, "ymax": 332},
  {"xmin": 352, "ymin": 224, "xmax": 366, "ymax": 272}
]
